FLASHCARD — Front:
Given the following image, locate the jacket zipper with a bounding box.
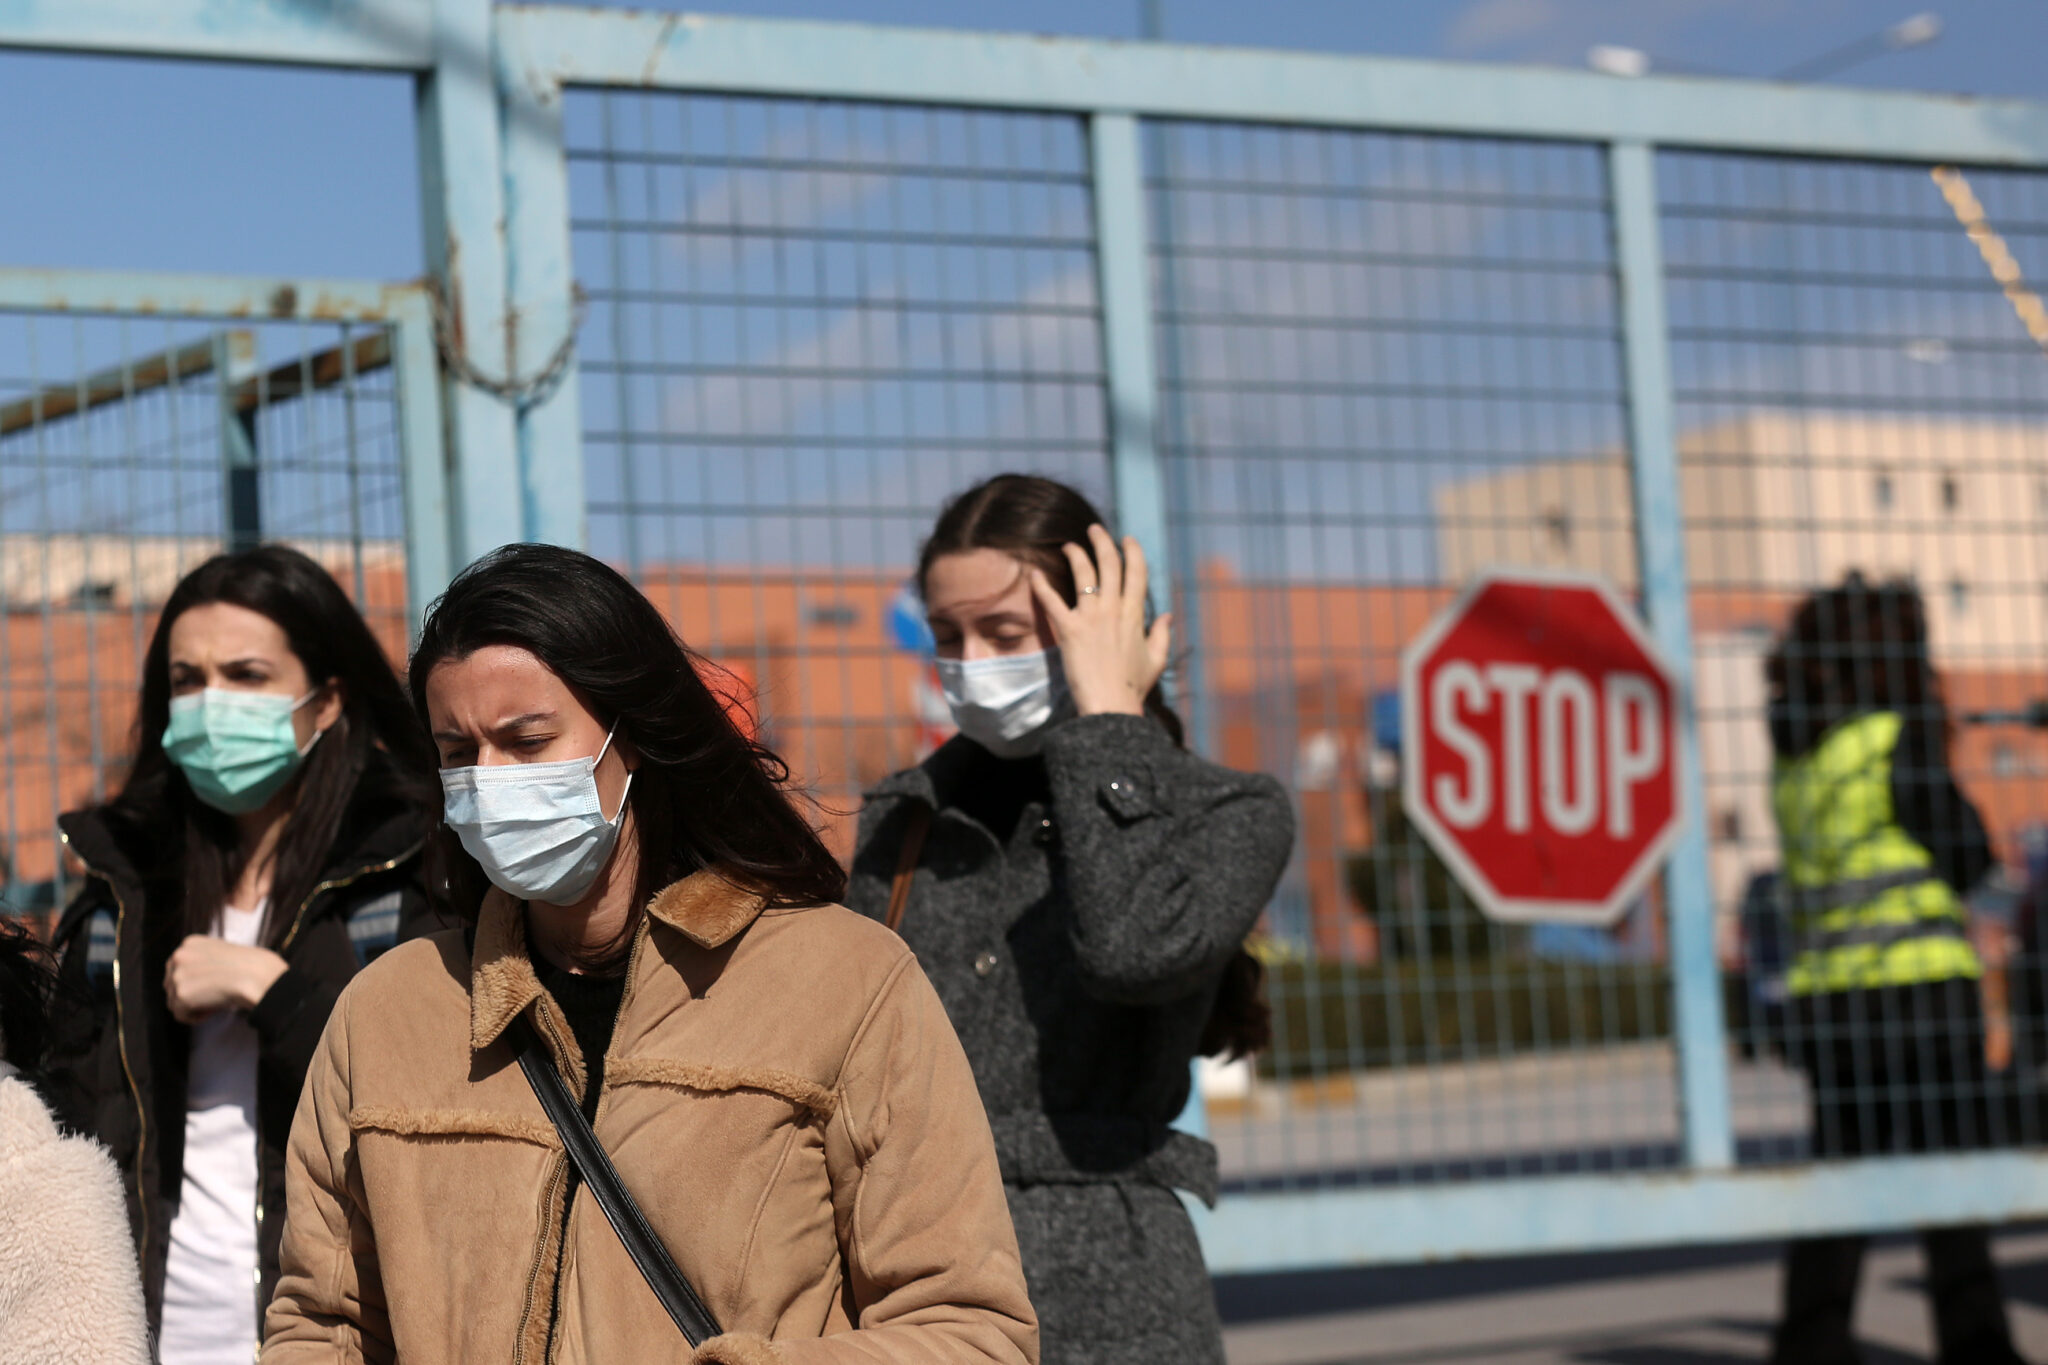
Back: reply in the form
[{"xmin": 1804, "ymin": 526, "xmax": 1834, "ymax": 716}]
[
  {"xmin": 69, "ymin": 841, "xmax": 152, "ymax": 1272},
  {"xmin": 517, "ymin": 910, "xmax": 654, "ymax": 1363},
  {"xmin": 252, "ymin": 839, "xmax": 422, "ymax": 1285},
  {"xmin": 276, "ymin": 841, "xmax": 424, "ymax": 955},
  {"xmin": 77, "ymin": 837, "xmax": 422, "ymax": 1308},
  {"xmin": 514, "ymin": 1156, "xmax": 570, "ymax": 1365}
]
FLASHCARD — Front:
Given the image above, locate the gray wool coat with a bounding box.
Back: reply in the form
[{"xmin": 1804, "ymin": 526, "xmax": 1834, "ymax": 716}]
[{"xmin": 851, "ymin": 711, "xmax": 1295, "ymax": 1365}]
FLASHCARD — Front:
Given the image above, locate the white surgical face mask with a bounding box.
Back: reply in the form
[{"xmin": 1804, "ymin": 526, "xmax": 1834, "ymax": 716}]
[
  {"xmin": 935, "ymin": 647, "xmax": 1072, "ymax": 758},
  {"xmin": 441, "ymin": 724, "xmax": 633, "ymax": 907}
]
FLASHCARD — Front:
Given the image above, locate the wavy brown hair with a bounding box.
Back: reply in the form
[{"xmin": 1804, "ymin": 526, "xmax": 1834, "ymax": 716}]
[{"xmin": 918, "ymin": 473, "xmax": 1271, "ymax": 1059}]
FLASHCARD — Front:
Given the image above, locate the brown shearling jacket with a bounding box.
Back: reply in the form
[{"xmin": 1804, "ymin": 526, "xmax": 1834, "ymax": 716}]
[{"xmin": 262, "ymin": 870, "xmax": 1039, "ymax": 1365}]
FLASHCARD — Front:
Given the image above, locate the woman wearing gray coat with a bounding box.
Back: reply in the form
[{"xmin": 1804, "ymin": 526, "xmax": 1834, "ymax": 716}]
[{"xmin": 851, "ymin": 474, "xmax": 1295, "ymax": 1365}]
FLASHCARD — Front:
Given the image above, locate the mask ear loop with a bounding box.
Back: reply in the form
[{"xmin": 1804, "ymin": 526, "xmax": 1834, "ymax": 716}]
[
  {"xmin": 593, "ymin": 722, "xmax": 634, "ymax": 825},
  {"xmin": 291, "ymin": 682, "xmax": 335, "ymax": 758}
]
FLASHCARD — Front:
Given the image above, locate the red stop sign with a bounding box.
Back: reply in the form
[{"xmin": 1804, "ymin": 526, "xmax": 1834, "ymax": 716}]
[{"xmin": 1400, "ymin": 571, "xmax": 1683, "ymax": 926}]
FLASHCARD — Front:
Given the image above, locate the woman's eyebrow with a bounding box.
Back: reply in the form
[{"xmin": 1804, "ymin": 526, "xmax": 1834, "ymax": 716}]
[
  {"xmin": 432, "ymin": 711, "xmax": 557, "ymax": 744},
  {"xmin": 171, "ymin": 655, "xmax": 269, "ymax": 669}
]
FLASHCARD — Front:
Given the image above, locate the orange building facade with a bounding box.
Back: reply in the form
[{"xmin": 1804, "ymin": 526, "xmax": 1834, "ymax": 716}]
[{"xmin": 7, "ymin": 543, "xmax": 2044, "ymax": 967}]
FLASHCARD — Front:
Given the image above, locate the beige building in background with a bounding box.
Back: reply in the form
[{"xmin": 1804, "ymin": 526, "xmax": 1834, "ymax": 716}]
[
  {"xmin": 1435, "ymin": 411, "xmax": 2048, "ymax": 933},
  {"xmin": 1436, "ymin": 411, "xmax": 2048, "ymax": 668},
  {"xmin": 0, "ymin": 534, "xmax": 404, "ymax": 609}
]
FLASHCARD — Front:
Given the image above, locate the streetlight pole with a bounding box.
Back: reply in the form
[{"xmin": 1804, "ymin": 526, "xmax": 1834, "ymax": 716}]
[
  {"xmin": 1586, "ymin": 12, "xmax": 1942, "ymax": 81},
  {"xmin": 1775, "ymin": 11, "xmax": 1941, "ymax": 80}
]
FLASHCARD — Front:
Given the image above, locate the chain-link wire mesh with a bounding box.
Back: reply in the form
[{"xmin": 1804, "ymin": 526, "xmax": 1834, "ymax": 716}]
[
  {"xmin": 562, "ymin": 101, "xmax": 2048, "ymax": 1194},
  {"xmin": 13, "ymin": 72, "xmax": 2034, "ymax": 1219},
  {"xmin": 1139, "ymin": 123, "xmax": 1719, "ymax": 1191},
  {"xmin": 566, "ymin": 90, "xmax": 1112, "ymax": 856},
  {"xmin": 1662, "ymin": 150, "xmax": 2048, "ymax": 1165},
  {"xmin": 0, "ymin": 309, "xmax": 409, "ymax": 925}
]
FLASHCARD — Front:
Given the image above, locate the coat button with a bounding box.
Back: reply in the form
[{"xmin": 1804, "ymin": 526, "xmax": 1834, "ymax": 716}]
[{"xmin": 973, "ymin": 952, "xmax": 999, "ymax": 978}]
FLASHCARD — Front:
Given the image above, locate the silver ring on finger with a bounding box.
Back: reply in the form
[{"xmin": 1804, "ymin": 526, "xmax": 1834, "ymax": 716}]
[{"xmin": 1080, "ymin": 584, "xmax": 1100, "ymax": 595}]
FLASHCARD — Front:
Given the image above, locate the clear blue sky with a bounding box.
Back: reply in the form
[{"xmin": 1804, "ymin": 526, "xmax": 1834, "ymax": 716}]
[{"xmin": 1, "ymin": 1, "xmax": 2045, "ymax": 283}]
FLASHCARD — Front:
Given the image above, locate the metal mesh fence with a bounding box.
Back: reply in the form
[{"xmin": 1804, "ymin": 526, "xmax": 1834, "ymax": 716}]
[
  {"xmin": 0, "ymin": 308, "xmax": 409, "ymax": 923},
  {"xmin": 565, "ymin": 90, "xmax": 1111, "ymax": 855},
  {"xmin": 1142, "ymin": 123, "xmax": 1708, "ymax": 1190},
  {"xmin": 9, "ymin": 2, "xmax": 2048, "ymax": 1277},
  {"xmin": 561, "ymin": 101, "xmax": 2048, "ymax": 1194},
  {"xmin": 1661, "ymin": 150, "xmax": 2048, "ymax": 1164}
]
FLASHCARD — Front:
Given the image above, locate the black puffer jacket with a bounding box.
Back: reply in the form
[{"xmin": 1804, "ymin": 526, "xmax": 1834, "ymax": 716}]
[
  {"xmin": 851, "ymin": 712, "xmax": 1294, "ymax": 1365},
  {"xmin": 43, "ymin": 789, "xmax": 434, "ymax": 1335}
]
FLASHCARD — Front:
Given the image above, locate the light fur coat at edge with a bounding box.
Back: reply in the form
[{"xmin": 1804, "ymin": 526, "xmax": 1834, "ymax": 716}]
[{"xmin": 0, "ymin": 1066, "xmax": 152, "ymax": 1365}]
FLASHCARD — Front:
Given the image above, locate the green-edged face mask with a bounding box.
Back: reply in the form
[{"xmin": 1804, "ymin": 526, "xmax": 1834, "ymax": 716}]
[{"xmin": 162, "ymin": 687, "xmax": 327, "ymax": 815}]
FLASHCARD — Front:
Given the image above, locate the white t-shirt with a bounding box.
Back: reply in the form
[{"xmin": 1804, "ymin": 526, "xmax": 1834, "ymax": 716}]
[{"xmin": 158, "ymin": 902, "xmax": 266, "ymax": 1365}]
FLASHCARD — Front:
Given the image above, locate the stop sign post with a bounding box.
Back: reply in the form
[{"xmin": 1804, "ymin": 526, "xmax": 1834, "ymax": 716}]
[{"xmin": 1400, "ymin": 570, "xmax": 1683, "ymax": 926}]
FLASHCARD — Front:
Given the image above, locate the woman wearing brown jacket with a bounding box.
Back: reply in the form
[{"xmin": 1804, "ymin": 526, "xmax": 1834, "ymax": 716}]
[{"xmin": 263, "ymin": 545, "xmax": 1037, "ymax": 1364}]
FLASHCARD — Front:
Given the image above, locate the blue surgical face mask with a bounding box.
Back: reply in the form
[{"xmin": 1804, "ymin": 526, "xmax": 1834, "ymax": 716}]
[
  {"xmin": 934, "ymin": 647, "xmax": 1073, "ymax": 758},
  {"xmin": 162, "ymin": 687, "xmax": 326, "ymax": 815},
  {"xmin": 440, "ymin": 725, "xmax": 633, "ymax": 907}
]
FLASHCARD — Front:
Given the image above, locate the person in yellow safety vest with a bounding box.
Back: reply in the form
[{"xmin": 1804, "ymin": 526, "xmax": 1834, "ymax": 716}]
[{"xmin": 1764, "ymin": 573, "xmax": 2027, "ymax": 1365}]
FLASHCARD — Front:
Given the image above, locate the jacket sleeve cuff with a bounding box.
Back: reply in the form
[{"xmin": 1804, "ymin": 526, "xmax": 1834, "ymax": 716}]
[
  {"xmin": 247, "ymin": 965, "xmax": 314, "ymax": 1041},
  {"xmin": 691, "ymin": 1333, "xmax": 784, "ymax": 1365},
  {"xmin": 1041, "ymin": 711, "xmax": 1176, "ymax": 822}
]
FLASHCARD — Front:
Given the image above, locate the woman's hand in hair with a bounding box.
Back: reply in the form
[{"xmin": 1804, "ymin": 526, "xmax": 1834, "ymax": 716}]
[
  {"xmin": 1029, "ymin": 524, "xmax": 1172, "ymax": 718},
  {"xmin": 164, "ymin": 936, "xmax": 290, "ymax": 1023}
]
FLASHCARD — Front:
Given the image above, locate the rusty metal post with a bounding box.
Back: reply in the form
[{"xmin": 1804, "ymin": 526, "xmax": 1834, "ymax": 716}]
[{"xmin": 213, "ymin": 330, "xmax": 261, "ymax": 553}]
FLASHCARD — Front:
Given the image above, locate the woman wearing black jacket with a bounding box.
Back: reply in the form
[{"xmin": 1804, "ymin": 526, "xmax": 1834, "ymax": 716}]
[
  {"xmin": 44, "ymin": 546, "xmax": 438, "ymax": 1360},
  {"xmin": 851, "ymin": 475, "xmax": 1295, "ymax": 1364}
]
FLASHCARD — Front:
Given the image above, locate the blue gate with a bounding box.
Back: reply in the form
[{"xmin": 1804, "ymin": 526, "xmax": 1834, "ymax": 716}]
[{"xmin": 6, "ymin": 0, "xmax": 2048, "ymax": 1272}]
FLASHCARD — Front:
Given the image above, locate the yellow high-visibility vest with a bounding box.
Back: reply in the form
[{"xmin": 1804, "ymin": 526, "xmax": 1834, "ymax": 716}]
[{"xmin": 1771, "ymin": 710, "xmax": 1981, "ymax": 995}]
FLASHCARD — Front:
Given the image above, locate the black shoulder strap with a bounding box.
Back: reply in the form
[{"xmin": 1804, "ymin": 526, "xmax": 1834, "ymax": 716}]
[{"xmin": 511, "ymin": 1016, "xmax": 722, "ymax": 1346}]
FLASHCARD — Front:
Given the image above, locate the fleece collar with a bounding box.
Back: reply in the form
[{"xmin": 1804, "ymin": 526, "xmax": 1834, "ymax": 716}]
[{"xmin": 469, "ymin": 869, "xmax": 769, "ymax": 1054}]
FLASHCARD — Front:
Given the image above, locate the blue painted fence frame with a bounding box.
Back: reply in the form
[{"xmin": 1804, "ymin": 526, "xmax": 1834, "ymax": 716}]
[{"xmin": 7, "ymin": 0, "xmax": 2048, "ymax": 1270}]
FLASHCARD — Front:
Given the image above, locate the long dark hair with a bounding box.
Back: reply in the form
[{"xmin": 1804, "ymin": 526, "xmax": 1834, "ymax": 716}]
[
  {"xmin": 100, "ymin": 546, "xmax": 437, "ymax": 949},
  {"xmin": 917, "ymin": 474, "xmax": 1270, "ymax": 1059},
  {"xmin": 1766, "ymin": 572, "xmax": 1947, "ymax": 760},
  {"xmin": 408, "ymin": 544, "xmax": 846, "ymax": 928},
  {"xmin": 0, "ymin": 917, "xmax": 63, "ymax": 1076}
]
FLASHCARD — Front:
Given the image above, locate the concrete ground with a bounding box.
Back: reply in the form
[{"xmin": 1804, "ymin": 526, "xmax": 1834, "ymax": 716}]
[
  {"xmin": 1209, "ymin": 1045, "xmax": 1813, "ymax": 1188},
  {"xmin": 1217, "ymin": 1224, "xmax": 2048, "ymax": 1364}
]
